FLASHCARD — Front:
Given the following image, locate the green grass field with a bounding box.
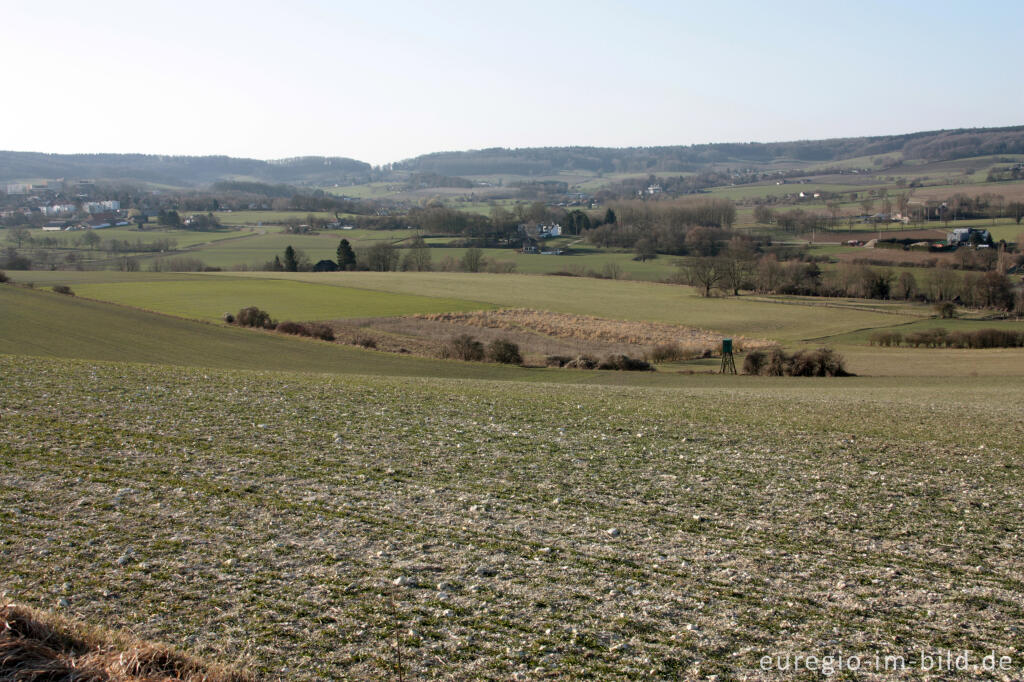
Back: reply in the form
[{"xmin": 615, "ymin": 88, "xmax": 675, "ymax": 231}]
[
  {"xmin": 66, "ymin": 277, "xmax": 490, "ymax": 322},
  {"xmin": 821, "ymin": 316, "xmax": 1024, "ymax": 345},
  {"xmin": 212, "ymin": 210, "xmax": 337, "ymax": 226},
  {"xmin": 219, "ymin": 271, "xmax": 920, "ymax": 343},
  {"xmin": 171, "ymin": 229, "xmax": 416, "ymax": 268},
  {"xmin": 0, "ymin": 285, "xmax": 524, "ymax": 381}
]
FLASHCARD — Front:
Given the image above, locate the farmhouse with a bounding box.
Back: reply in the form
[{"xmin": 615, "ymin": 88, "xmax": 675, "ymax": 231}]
[
  {"xmin": 538, "ymin": 223, "xmax": 562, "ymax": 238},
  {"xmin": 946, "ymin": 227, "xmax": 991, "ymax": 246}
]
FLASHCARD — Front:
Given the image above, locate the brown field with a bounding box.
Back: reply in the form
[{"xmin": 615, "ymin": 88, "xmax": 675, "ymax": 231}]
[
  {"xmin": 416, "ymin": 309, "xmax": 767, "ymax": 349},
  {"xmin": 908, "ymin": 179, "xmax": 1024, "ymax": 202},
  {"xmin": 0, "ymin": 602, "xmax": 252, "ymax": 682},
  {"xmin": 326, "ymin": 308, "xmax": 772, "ymax": 366},
  {"xmin": 832, "ymin": 248, "xmax": 958, "ymax": 266},
  {"xmin": 801, "ymin": 227, "xmax": 948, "ymax": 242}
]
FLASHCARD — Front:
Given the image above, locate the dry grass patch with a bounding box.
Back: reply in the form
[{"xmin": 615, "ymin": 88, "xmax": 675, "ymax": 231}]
[
  {"xmin": 0, "ymin": 602, "xmax": 253, "ymax": 682},
  {"xmin": 328, "ymin": 309, "xmax": 771, "ymax": 366},
  {"xmin": 416, "ymin": 309, "xmax": 770, "ymax": 355}
]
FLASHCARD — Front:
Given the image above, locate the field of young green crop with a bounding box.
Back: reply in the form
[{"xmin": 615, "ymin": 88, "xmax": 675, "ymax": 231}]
[
  {"xmin": 175, "ymin": 229, "xmax": 416, "ymax": 269},
  {"xmin": 64, "ymin": 276, "xmax": 490, "ymax": 322},
  {"xmin": 212, "ymin": 211, "xmax": 337, "ymax": 226},
  {"xmin": 223, "ymin": 271, "xmax": 920, "ymax": 343},
  {"xmin": 2, "ymin": 355, "xmax": 1022, "ymax": 680},
  {"xmin": 422, "ymin": 246, "xmax": 677, "ymax": 281}
]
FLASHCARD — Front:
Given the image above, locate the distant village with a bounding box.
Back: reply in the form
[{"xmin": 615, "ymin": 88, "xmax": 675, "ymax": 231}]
[{"xmin": 2, "ymin": 180, "xmax": 130, "ymax": 231}]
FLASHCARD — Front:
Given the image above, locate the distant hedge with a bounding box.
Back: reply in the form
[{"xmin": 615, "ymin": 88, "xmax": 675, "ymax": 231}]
[{"xmin": 871, "ymin": 327, "xmax": 1023, "ymax": 348}]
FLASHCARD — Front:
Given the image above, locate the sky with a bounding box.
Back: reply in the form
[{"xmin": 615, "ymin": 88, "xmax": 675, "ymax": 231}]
[{"xmin": 2, "ymin": 0, "xmax": 1021, "ymax": 166}]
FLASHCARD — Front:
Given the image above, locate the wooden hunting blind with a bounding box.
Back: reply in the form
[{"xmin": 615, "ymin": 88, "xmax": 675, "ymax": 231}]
[{"xmin": 720, "ymin": 338, "xmax": 736, "ymax": 374}]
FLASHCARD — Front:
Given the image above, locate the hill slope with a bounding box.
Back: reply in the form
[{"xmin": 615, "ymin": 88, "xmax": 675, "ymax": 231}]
[
  {"xmin": 4, "ymin": 125, "xmax": 1023, "ymax": 184},
  {"xmin": 0, "ymin": 152, "xmax": 371, "ymax": 186}
]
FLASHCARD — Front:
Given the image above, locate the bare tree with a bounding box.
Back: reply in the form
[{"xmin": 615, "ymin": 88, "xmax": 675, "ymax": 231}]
[
  {"xmin": 683, "ymin": 258, "xmax": 724, "ymax": 297},
  {"xmin": 9, "ymin": 227, "xmax": 30, "ymax": 248},
  {"xmin": 461, "ymin": 247, "xmax": 485, "ymax": 273}
]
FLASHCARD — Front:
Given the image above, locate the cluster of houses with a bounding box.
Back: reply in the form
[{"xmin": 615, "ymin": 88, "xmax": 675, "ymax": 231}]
[
  {"xmin": 36, "ymin": 200, "xmax": 120, "ymax": 217},
  {"xmin": 519, "ymin": 222, "xmax": 565, "ymax": 254},
  {"xmin": 41, "ymin": 213, "xmax": 131, "ymax": 231}
]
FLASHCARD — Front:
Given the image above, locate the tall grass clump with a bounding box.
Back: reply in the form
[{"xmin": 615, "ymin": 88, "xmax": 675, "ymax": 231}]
[
  {"xmin": 0, "ymin": 602, "xmax": 254, "ymax": 682},
  {"xmin": 646, "ymin": 342, "xmax": 699, "ymax": 363}
]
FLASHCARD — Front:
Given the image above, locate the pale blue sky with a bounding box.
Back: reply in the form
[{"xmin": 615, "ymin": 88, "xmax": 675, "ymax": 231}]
[{"xmin": 2, "ymin": 0, "xmax": 1021, "ymax": 165}]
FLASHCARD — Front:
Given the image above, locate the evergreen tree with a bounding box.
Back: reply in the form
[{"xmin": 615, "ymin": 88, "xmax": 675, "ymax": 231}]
[
  {"xmin": 283, "ymin": 245, "xmax": 299, "ymax": 272},
  {"xmin": 604, "ymin": 208, "xmax": 617, "ymax": 225},
  {"xmin": 337, "ymin": 239, "xmax": 356, "ymax": 270}
]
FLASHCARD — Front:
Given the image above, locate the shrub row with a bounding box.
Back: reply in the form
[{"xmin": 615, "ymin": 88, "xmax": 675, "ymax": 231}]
[
  {"xmin": 442, "ymin": 334, "xmax": 522, "ymax": 365},
  {"xmin": 743, "ymin": 348, "xmax": 850, "ymax": 377},
  {"xmin": 276, "ymin": 321, "xmax": 336, "ymax": 341},
  {"xmin": 227, "ymin": 307, "xmax": 334, "ymax": 341},
  {"xmin": 868, "ymin": 331, "xmax": 903, "ymax": 347},
  {"xmin": 871, "ymin": 327, "xmax": 1024, "ymax": 348},
  {"xmin": 545, "ymin": 354, "xmax": 652, "ymax": 371}
]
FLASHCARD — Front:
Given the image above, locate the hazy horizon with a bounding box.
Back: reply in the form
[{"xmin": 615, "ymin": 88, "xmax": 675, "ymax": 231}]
[{"xmin": 3, "ymin": 0, "xmax": 1021, "ymax": 165}]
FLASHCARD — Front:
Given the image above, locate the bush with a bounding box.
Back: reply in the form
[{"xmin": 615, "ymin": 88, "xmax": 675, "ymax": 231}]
[
  {"xmin": 545, "ymin": 355, "xmax": 571, "ymax": 367},
  {"xmin": 0, "ymin": 271, "xmax": 8, "ymax": 283},
  {"xmin": 744, "ymin": 347, "xmax": 850, "ymax": 377},
  {"xmin": 788, "ymin": 348, "xmax": 848, "ymax": 377},
  {"xmin": 222, "ymin": 312, "xmax": 235, "ymax": 324},
  {"xmin": 486, "ymin": 338, "xmax": 522, "ymax": 364},
  {"xmin": 235, "ymin": 306, "xmax": 275, "ymax": 329},
  {"xmin": 276, "ymin": 321, "xmax": 310, "ymax": 336},
  {"xmin": 565, "ymin": 354, "xmax": 598, "ymax": 369},
  {"xmin": 445, "ymin": 334, "xmax": 484, "ymax": 361},
  {"xmin": 597, "ymin": 354, "xmax": 652, "ymax": 371},
  {"xmin": 354, "ymin": 335, "xmax": 377, "ymax": 349},
  {"xmin": 307, "ymin": 323, "xmax": 335, "ymax": 341},
  {"xmin": 935, "ymin": 301, "xmax": 957, "ymax": 319},
  {"xmin": 869, "ymin": 331, "xmax": 903, "ymax": 347},
  {"xmin": 742, "ymin": 349, "xmax": 767, "ymax": 374},
  {"xmin": 905, "ymin": 329, "xmax": 947, "ymax": 348},
  {"xmin": 52, "ymin": 285, "xmax": 74, "ymax": 296}
]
